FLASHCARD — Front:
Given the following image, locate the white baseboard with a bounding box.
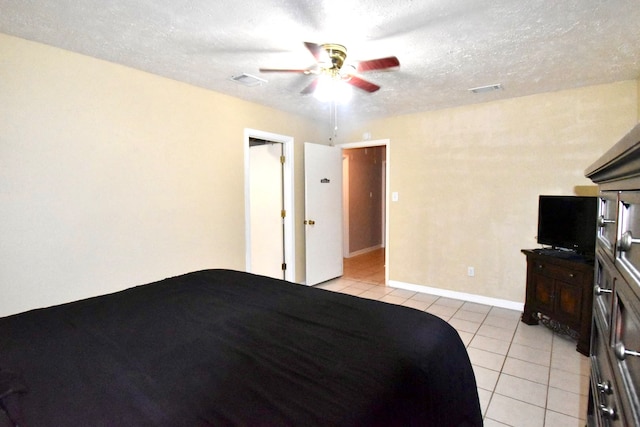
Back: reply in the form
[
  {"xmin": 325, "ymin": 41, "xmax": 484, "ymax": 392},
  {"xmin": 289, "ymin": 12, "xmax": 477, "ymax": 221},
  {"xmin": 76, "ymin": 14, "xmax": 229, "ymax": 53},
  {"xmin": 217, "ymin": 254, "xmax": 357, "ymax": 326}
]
[{"xmin": 388, "ymin": 280, "xmax": 524, "ymax": 312}]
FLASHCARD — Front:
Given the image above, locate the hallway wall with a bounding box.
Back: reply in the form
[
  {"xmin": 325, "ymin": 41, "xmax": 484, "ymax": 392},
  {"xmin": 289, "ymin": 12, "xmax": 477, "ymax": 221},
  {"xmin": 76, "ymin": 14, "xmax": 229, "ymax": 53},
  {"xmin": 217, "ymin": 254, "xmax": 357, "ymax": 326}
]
[{"xmin": 344, "ymin": 146, "xmax": 385, "ymax": 254}]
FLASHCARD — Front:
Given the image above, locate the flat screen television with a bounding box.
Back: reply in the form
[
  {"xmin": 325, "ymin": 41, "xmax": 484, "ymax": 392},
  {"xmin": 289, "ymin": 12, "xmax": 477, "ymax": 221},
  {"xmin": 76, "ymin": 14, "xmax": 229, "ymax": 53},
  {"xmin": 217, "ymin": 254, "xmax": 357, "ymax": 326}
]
[{"xmin": 537, "ymin": 195, "xmax": 598, "ymax": 255}]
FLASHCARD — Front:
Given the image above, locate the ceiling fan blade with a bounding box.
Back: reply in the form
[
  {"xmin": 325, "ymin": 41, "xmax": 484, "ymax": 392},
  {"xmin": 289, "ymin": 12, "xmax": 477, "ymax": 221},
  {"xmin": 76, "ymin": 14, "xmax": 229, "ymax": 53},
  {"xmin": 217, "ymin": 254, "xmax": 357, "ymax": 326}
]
[
  {"xmin": 259, "ymin": 68, "xmax": 311, "ymax": 73},
  {"xmin": 347, "ymin": 76, "xmax": 380, "ymax": 93},
  {"xmin": 300, "ymin": 78, "xmax": 319, "ymax": 95},
  {"xmin": 356, "ymin": 56, "xmax": 400, "ymax": 72},
  {"xmin": 304, "ymin": 42, "xmax": 323, "ymax": 61}
]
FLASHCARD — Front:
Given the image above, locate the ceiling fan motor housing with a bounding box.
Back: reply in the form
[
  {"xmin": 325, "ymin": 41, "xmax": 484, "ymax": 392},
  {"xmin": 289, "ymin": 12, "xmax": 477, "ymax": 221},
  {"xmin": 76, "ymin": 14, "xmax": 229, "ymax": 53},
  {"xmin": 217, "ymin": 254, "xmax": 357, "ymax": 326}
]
[{"xmin": 321, "ymin": 44, "xmax": 347, "ymax": 71}]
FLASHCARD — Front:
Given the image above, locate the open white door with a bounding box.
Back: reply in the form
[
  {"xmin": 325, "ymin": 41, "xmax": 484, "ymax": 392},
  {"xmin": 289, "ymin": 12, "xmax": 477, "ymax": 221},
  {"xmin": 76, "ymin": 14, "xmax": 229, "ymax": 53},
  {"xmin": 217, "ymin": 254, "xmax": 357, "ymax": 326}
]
[
  {"xmin": 304, "ymin": 142, "xmax": 343, "ymax": 285},
  {"xmin": 249, "ymin": 142, "xmax": 284, "ymax": 279},
  {"xmin": 244, "ymin": 129, "xmax": 295, "ymax": 282}
]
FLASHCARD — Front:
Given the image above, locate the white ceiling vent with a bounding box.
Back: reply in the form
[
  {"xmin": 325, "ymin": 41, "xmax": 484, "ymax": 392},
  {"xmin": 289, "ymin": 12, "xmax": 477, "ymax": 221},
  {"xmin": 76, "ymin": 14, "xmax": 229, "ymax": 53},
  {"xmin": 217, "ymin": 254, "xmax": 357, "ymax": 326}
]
[
  {"xmin": 468, "ymin": 83, "xmax": 503, "ymax": 94},
  {"xmin": 230, "ymin": 73, "xmax": 267, "ymax": 87}
]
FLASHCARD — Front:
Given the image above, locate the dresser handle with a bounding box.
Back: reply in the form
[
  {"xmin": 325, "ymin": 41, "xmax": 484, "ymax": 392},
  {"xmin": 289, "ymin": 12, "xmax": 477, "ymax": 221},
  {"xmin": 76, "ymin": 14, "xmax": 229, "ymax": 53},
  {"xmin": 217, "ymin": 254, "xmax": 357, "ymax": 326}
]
[
  {"xmin": 618, "ymin": 230, "xmax": 640, "ymax": 252},
  {"xmin": 595, "ymin": 285, "xmax": 613, "ymax": 295},
  {"xmin": 614, "ymin": 342, "xmax": 640, "ymax": 360},
  {"xmin": 600, "ymin": 404, "xmax": 617, "ymax": 419},
  {"xmin": 598, "ymin": 216, "xmax": 615, "ymax": 227},
  {"xmin": 568, "ymin": 273, "xmax": 575, "ymax": 278},
  {"xmin": 597, "ymin": 380, "xmax": 613, "ymax": 394}
]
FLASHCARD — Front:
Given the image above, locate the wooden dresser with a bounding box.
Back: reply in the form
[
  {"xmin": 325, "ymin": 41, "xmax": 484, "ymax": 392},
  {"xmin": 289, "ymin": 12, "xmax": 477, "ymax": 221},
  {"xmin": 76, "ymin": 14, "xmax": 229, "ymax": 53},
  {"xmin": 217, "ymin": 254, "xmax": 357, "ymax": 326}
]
[{"xmin": 585, "ymin": 123, "xmax": 640, "ymax": 426}]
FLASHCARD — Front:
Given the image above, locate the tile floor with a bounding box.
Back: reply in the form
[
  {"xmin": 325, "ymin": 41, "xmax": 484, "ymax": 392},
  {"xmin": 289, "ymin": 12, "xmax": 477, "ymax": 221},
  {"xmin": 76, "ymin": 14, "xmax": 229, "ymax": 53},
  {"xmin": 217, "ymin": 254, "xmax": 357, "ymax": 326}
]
[
  {"xmin": 318, "ymin": 249, "xmax": 591, "ymax": 427},
  {"xmin": 342, "ymin": 247, "xmax": 386, "ymax": 285}
]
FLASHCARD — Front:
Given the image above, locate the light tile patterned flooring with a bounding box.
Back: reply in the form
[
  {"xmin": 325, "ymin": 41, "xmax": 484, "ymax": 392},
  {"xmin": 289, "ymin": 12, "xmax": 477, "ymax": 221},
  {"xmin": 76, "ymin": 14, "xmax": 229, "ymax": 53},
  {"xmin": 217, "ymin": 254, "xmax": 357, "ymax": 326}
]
[{"xmin": 317, "ymin": 249, "xmax": 590, "ymax": 427}]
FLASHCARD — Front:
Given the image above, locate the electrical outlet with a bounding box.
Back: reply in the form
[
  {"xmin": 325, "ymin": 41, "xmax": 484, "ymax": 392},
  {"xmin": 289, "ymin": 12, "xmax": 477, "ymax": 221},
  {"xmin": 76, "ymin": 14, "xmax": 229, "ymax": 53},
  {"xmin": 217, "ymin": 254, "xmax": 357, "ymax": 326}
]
[{"xmin": 467, "ymin": 267, "xmax": 475, "ymax": 277}]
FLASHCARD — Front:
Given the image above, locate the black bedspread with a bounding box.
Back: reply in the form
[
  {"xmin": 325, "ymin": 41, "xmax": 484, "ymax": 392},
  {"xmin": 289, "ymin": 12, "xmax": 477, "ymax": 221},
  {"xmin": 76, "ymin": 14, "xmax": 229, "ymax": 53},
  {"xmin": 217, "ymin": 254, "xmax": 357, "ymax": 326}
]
[{"xmin": 0, "ymin": 269, "xmax": 482, "ymax": 426}]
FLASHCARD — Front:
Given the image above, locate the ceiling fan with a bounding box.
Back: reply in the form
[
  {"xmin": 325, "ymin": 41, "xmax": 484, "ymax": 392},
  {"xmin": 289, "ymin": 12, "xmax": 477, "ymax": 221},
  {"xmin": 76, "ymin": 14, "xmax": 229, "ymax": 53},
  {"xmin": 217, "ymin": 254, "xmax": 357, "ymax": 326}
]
[{"xmin": 259, "ymin": 42, "xmax": 400, "ymax": 95}]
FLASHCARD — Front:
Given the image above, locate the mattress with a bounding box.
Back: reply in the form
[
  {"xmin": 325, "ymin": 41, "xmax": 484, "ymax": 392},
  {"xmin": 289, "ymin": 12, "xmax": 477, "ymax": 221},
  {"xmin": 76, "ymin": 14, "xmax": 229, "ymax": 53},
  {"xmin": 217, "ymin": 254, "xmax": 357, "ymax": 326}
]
[{"xmin": 0, "ymin": 269, "xmax": 482, "ymax": 426}]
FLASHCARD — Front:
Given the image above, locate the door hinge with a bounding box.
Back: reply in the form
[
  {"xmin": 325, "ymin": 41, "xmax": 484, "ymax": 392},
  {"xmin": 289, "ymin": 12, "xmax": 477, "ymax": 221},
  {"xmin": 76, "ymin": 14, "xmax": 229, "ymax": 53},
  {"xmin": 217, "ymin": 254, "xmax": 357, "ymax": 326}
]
[
  {"xmin": 280, "ymin": 155, "xmax": 285, "ymax": 164},
  {"xmin": 281, "ymin": 209, "xmax": 286, "ymax": 218},
  {"xmin": 281, "ymin": 263, "xmax": 287, "ymax": 271}
]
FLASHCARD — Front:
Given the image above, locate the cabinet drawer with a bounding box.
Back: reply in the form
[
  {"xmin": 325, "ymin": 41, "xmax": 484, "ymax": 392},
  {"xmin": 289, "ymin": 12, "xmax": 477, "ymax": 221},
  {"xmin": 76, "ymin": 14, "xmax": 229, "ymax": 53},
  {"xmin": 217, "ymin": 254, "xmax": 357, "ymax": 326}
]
[
  {"xmin": 534, "ymin": 261, "xmax": 585, "ymax": 285},
  {"xmin": 598, "ymin": 192, "xmax": 619, "ymax": 259},
  {"xmin": 616, "ymin": 192, "xmax": 640, "ymax": 296}
]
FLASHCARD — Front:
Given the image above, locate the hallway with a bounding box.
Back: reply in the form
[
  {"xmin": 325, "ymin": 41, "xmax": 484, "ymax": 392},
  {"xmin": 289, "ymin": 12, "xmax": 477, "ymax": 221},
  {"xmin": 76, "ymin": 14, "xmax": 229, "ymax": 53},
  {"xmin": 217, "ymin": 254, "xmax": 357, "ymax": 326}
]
[{"xmin": 342, "ymin": 248, "xmax": 385, "ymax": 285}]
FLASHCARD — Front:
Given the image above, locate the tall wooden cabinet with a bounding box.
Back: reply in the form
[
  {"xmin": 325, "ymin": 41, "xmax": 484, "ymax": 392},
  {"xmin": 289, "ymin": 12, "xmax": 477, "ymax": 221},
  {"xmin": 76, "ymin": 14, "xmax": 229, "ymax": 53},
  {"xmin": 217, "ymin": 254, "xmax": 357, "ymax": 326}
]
[{"xmin": 585, "ymin": 123, "xmax": 640, "ymax": 426}]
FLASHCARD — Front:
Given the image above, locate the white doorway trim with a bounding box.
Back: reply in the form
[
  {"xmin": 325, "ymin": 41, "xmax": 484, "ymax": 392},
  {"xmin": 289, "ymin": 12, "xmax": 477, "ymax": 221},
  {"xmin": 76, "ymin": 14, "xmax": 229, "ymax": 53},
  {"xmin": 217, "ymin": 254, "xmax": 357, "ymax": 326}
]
[
  {"xmin": 336, "ymin": 139, "xmax": 390, "ymax": 285},
  {"xmin": 342, "ymin": 155, "xmax": 350, "ymax": 257},
  {"xmin": 381, "ymin": 159, "xmax": 386, "ymax": 248},
  {"xmin": 244, "ymin": 128, "xmax": 295, "ymax": 282}
]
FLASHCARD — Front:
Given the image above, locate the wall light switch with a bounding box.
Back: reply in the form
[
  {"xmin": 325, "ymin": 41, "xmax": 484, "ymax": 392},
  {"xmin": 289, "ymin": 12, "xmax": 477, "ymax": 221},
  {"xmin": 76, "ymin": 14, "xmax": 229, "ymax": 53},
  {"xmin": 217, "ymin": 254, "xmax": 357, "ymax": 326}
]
[{"xmin": 392, "ymin": 192, "xmax": 399, "ymax": 202}]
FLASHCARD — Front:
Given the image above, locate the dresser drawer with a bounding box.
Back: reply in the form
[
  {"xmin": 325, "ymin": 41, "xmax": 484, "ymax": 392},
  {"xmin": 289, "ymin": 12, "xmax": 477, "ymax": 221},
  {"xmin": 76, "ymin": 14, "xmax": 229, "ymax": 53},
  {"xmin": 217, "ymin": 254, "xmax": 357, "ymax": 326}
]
[
  {"xmin": 616, "ymin": 192, "xmax": 640, "ymax": 295},
  {"xmin": 611, "ymin": 288, "xmax": 640, "ymax": 425},
  {"xmin": 590, "ymin": 319, "xmax": 627, "ymax": 426},
  {"xmin": 594, "ymin": 253, "xmax": 616, "ymax": 332},
  {"xmin": 597, "ymin": 192, "xmax": 619, "ymax": 259}
]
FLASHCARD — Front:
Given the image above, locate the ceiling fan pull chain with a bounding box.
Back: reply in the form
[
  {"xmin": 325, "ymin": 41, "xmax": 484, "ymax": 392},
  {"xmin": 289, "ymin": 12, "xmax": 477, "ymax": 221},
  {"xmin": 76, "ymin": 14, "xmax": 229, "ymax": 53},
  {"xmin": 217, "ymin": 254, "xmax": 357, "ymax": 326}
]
[{"xmin": 332, "ymin": 100, "xmax": 339, "ymax": 141}]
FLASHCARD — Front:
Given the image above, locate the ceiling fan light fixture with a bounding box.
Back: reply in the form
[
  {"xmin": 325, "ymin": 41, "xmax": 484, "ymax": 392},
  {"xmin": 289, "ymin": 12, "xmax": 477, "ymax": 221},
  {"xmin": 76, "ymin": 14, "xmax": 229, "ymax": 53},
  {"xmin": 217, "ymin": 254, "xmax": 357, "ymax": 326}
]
[
  {"xmin": 314, "ymin": 76, "xmax": 352, "ymax": 104},
  {"xmin": 229, "ymin": 73, "xmax": 267, "ymax": 87},
  {"xmin": 468, "ymin": 83, "xmax": 502, "ymax": 94}
]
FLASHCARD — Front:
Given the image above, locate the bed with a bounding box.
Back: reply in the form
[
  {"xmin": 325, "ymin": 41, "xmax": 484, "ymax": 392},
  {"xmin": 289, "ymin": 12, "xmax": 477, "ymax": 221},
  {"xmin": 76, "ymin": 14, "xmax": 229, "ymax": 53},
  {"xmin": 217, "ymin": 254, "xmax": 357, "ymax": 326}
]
[{"xmin": 0, "ymin": 269, "xmax": 482, "ymax": 426}]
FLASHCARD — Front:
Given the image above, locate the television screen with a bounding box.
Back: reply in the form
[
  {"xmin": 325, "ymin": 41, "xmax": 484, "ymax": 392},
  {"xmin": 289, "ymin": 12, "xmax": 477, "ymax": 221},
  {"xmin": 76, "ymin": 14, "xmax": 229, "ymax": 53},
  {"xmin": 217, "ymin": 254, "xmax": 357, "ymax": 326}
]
[{"xmin": 537, "ymin": 195, "xmax": 598, "ymax": 254}]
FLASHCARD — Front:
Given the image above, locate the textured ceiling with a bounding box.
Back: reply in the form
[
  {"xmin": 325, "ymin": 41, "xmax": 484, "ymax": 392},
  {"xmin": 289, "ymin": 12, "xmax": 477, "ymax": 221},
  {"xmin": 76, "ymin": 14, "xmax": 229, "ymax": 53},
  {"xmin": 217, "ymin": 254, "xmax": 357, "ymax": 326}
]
[{"xmin": 1, "ymin": 0, "xmax": 640, "ymax": 121}]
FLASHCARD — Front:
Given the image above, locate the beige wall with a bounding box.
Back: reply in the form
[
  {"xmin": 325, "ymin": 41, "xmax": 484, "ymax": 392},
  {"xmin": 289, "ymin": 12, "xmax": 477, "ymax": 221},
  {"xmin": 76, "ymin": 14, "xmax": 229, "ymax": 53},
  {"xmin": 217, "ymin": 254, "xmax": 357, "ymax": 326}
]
[
  {"xmin": 341, "ymin": 81, "xmax": 639, "ymax": 304},
  {"xmin": 2, "ymin": 33, "xmax": 639, "ymax": 316},
  {"xmin": 0, "ymin": 33, "xmax": 324, "ymax": 316}
]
